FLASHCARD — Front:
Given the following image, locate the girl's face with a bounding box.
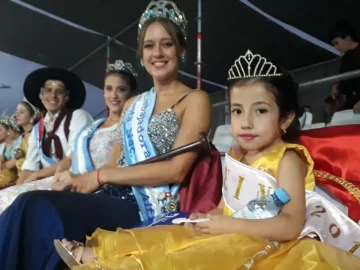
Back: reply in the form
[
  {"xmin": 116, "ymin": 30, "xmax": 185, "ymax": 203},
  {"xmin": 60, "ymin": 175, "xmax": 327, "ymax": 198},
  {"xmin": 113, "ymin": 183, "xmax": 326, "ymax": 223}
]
[
  {"xmin": 142, "ymin": 22, "xmax": 179, "ymax": 82},
  {"xmin": 230, "ymin": 82, "xmax": 293, "ymax": 153},
  {"xmin": 15, "ymin": 103, "xmax": 32, "ymax": 126},
  {"xmin": 103, "ymin": 74, "xmax": 132, "ymax": 115}
]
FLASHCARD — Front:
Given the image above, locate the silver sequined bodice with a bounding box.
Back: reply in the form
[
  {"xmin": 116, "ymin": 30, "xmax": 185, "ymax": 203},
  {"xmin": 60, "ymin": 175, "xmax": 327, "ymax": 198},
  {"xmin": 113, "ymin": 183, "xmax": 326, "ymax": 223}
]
[
  {"xmin": 101, "ymin": 108, "xmax": 179, "ymax": 202},
  {"xmin": 116, "ymin": 108, "xmax": 179, "ymax": 166}
]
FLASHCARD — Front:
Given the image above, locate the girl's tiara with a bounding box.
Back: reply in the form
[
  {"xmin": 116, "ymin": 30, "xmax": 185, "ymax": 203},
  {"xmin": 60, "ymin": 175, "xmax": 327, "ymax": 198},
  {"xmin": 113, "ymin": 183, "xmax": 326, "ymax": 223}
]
[{"xmin": 228, "ymin": 50, "xmax": 283, "ymax": 80}]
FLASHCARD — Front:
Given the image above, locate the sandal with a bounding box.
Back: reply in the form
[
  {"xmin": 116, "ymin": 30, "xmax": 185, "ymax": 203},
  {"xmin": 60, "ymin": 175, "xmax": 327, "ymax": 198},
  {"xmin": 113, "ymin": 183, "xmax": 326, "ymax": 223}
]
[{"xmin": 54, "ymin": 239, "xmax": 84, "ymax": 268}]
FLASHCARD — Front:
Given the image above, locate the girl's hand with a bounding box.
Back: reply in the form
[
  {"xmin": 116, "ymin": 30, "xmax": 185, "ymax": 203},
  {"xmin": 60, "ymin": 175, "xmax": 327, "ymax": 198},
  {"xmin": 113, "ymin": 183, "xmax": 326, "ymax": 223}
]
[
  {"xmin": 195, "ymin": 215, "xmax": 236, "ymax": 235},
  {"xmin": 184, "ymin": 212, "xmax": 209, "ymax": 230}
]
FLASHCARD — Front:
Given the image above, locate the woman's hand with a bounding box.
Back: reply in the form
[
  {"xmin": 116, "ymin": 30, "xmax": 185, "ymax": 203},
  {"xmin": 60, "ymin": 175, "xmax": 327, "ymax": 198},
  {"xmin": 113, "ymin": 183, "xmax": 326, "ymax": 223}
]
[
  {"xmin": 71, "ymin": 171, "xmax": 100, "ymax": 194},
  {"xmin": 24, "ymin": 172, "xmax": 38, "ymax": 183},
  {"xmin": 52, "ymin": 171, "xmax": 76, "ymax": 191}
]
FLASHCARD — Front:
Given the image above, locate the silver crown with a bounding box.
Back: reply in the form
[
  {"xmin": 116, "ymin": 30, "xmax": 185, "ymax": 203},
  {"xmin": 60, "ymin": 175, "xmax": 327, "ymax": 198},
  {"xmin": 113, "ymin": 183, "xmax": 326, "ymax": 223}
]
[
  {"xmin": 139, "ymin": 1, "xmax": 187, "ymax": 39},
  {"xmin": 228, "ymin": 50, "xmax": 283, "ymax": 80},
  {"xmin": 23, "ymin": 100, "xmax": 41, "ymax": 120},
  {"xmin": 0, "ymin": 110, "xmax": 9, "ymax": 126},
  {"xmin": 106, "ymin": 60, "xmax": 138, "ymax": 77}
]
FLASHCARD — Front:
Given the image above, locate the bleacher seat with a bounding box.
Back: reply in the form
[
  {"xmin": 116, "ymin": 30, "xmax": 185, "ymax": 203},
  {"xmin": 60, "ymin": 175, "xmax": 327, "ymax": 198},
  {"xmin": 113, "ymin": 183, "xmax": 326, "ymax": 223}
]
[
  {"xmin": 327, "ymin": 110, "xmax": 360, "ymax": 127},
  {"xmin": 299, "ymin": 112, "xmax": 313, "ymax": 130},
  {"xmin": 211, "ymin": 124, "xmax": 232, "ymax": 153}
]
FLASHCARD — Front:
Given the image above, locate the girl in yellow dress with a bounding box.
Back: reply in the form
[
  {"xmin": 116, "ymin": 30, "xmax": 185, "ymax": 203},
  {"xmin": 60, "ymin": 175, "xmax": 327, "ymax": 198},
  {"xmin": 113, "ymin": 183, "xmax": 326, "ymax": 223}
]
[
  {"xmin": 56, "ymin": 48, "xmax": 360, "ymax": 269},
  {"xmin": 54, "ymin": 3, "xmax": 360, "ymax": 270}
]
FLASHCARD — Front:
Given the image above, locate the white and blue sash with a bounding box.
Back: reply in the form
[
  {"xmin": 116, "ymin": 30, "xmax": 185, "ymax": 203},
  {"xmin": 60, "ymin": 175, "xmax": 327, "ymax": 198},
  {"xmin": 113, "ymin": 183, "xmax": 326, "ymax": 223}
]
[
  {"xmin": 123, "ymin": 88, "xmax": 180, "ymax": 221},
  {"xmin": 71, "ymin": 118, "xmax": 106, "ymax": 175},
  {"xmin": 34, "ymin": 123, "xmax": 57, "ymax": 168}
]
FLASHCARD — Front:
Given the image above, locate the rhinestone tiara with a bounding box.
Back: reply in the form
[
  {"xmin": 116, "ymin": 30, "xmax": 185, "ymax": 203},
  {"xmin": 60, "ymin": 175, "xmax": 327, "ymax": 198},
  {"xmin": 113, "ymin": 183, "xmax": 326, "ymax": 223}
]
[
  {"xmin": 138, "ymin": 0, "xmax": 187, "ymax": 39},
  {"xmin": 228, "ymin": 50, "xmax": 283, "ymax": 80},
  {"xmin": 106, "ymin": 60, "xmax": 138, "ymax": 77},
  {"xmin": 0, "ymin": 110, "xmax": 9, "ymax": 126},
  {"xmin": 23, "ymin": 99, "xmax": 41, "ymax": 119}
]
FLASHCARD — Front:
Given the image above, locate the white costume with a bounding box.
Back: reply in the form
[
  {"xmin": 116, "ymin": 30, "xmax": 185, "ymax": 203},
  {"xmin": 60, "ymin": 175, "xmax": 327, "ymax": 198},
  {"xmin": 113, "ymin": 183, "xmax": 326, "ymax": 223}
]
[{"xmin": 22, "ymin": 109, "xmax": 93, "ymax": 171}]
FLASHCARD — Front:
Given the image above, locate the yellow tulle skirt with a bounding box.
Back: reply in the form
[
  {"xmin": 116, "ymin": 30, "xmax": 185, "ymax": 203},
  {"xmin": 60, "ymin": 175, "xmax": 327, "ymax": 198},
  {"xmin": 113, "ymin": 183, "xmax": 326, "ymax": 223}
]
[
  {"xmin": 0, "ymin": 168, "xmax": 17, "ymax": 190},
  {"xmin": 74, "ymin": 225, "xmax": 360, "ymax": 270}
]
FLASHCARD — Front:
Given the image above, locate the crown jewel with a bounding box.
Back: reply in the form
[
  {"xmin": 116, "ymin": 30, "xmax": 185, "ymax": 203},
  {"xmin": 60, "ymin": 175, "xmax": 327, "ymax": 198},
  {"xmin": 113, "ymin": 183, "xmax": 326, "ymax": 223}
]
[
  {"xmin": 106, "ymin": 60, "xmax": 138, "ymax": 77},
  {"xmin": 228, "ymin": 50, "xmax": 283, "ymax": 80},
  {"xmin": 23, "ymin": 99, "xmax": 41, "ymax": 119},
  {"xmin": 0, "ymin": 110, "xmax": 9, "ymax": 126},
  {"xmin": 0, "ymin": 110, "xmax": 21, "ymax": 132},
  {"xmin": 139, "ymin": 1, "xmax": 187, "ymax": 39}
]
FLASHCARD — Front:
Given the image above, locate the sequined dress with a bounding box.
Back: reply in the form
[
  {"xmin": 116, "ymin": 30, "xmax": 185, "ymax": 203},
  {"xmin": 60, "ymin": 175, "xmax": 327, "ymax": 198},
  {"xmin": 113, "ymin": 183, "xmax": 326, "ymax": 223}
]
[
  {"xmin": 101, "ymin": 108, "xmax": 179, "ymax": 203},
  {"xmin": 0, "ymin": 108, "xmax": 181, "ymax": 270}
]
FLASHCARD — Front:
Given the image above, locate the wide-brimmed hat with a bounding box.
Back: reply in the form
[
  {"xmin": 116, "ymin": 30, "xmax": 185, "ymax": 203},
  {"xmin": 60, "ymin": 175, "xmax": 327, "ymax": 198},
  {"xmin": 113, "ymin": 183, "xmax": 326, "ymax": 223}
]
[{"xmin": 23, "ymin": 67, "xmax": 86, "ymax": 110}]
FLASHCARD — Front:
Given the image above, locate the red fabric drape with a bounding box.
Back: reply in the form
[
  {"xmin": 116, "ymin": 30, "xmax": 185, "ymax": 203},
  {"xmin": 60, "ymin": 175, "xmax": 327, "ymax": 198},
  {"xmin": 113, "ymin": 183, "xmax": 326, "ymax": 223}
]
[
  {"xmin": 300, "ymin": 125, "xmax": 360, "ymax": 221},
  {"xmin": 180, "ymin": 144, "xmax": 223, "ymax": 213}
]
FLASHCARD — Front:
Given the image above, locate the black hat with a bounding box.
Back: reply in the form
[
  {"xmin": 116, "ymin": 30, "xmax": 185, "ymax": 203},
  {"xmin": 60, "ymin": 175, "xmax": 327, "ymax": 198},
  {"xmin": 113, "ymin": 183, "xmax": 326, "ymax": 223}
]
[{"xmin": 23, "ymin": 67, "xmax": 86, "ymax": 110}]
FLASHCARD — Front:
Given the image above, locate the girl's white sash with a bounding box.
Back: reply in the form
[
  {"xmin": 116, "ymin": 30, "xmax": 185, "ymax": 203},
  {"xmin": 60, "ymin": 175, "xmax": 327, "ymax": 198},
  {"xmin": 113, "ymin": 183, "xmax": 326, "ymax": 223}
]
[{"xmin": 224, "ymin": 154, "xmax": 360, "ymax": 257}]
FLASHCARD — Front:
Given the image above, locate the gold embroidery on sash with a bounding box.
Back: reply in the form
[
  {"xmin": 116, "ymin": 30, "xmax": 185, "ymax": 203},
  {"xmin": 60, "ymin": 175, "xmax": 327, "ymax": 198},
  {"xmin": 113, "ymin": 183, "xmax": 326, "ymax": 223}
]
[
  {"xmin": 314, "ymin": 170, "xmax": 360, "ymax": 202},
  {"xmin": 349, "ymin": 242, "xmax": 360, "ymax": 254},
  {"xmin": 234, "ymin": 176, "xmax": 245, "ymax": 200},
  {"xmin": 257, "ymin": 164, "xmax": 273, "ymax": 175},
  {"xmin": 258, "ymin": 184, "xmax": 266, "ymax": 200}
]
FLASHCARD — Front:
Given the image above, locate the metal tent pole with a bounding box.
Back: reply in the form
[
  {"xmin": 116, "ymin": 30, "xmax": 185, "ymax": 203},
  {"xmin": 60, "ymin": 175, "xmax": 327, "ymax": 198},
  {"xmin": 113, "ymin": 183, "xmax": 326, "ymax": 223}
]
[
  {"xmin": 299, "ymin": 68, "xmax": 360, "ymax": 88},
  {"xmin": 195, "ymin": 0, "xmax": 203, "ymax": 90},
  {"xmin": 106, "ymin": 36, "xmax": 111, "ymax": 66},
  {"xmin": 67, "ymin": 19, "xmax": 139, "ymax": 71}
]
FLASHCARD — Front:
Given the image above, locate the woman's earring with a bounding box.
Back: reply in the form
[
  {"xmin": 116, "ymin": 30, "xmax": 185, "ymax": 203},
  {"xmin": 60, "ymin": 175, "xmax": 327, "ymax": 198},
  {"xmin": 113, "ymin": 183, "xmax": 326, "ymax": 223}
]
[
  {"xmin": 180, "ymin": 54, "xmax": 186, "ymax": 63},
  {"xmin": 282, "ymin": 128, "xmax": 287, "ymax": 134},
  {"xmin": 140, "ymin": 59, "xmax": 144, "ymax": 67}
]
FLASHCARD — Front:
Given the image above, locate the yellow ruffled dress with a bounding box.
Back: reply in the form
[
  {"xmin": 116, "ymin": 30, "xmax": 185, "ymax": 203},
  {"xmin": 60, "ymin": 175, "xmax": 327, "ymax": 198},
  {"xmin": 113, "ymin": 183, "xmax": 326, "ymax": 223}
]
[{"xmin": 75, "ymin": 144, "xmax": 360, "ymax": 270}]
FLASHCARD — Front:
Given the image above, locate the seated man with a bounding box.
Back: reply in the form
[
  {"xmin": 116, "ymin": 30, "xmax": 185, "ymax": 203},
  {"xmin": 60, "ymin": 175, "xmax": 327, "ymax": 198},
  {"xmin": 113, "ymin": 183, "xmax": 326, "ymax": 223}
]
[{"xmin": 18, "ymin": 67, "xmax": 93, "ymax": 183}]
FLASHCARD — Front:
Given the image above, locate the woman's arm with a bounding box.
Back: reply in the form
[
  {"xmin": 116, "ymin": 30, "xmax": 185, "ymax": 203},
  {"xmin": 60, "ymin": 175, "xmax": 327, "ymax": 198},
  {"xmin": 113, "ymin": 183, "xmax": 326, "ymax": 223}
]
[
  {"xmin": 99, "ymin": 90, "xmax": 211, "ymax": 186},
  {"xmin": 196, "ymin": 150, "xmax": 307, "ymax": 242}
]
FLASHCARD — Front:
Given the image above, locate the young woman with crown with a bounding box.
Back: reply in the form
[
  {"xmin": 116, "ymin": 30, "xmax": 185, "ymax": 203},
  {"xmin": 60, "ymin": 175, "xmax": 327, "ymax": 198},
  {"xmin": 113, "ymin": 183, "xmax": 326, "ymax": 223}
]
[
  {"xmin": 56, "ymin": 50, "xmax": 360, "ymax": 269},
  {"xmin": 0, "ymin": 61, "xmax": 137, "ymax": 215},
  {"xmin": 0, "ymin": 1, "xmax": 214, "ymax": 269},
  {"xmin": 0, "ymin": 112, "xmax": 23, "ymax": 173},
  {"xmin": 0, "ymin": 101, "xmax": 41, "ymax": 190}
]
